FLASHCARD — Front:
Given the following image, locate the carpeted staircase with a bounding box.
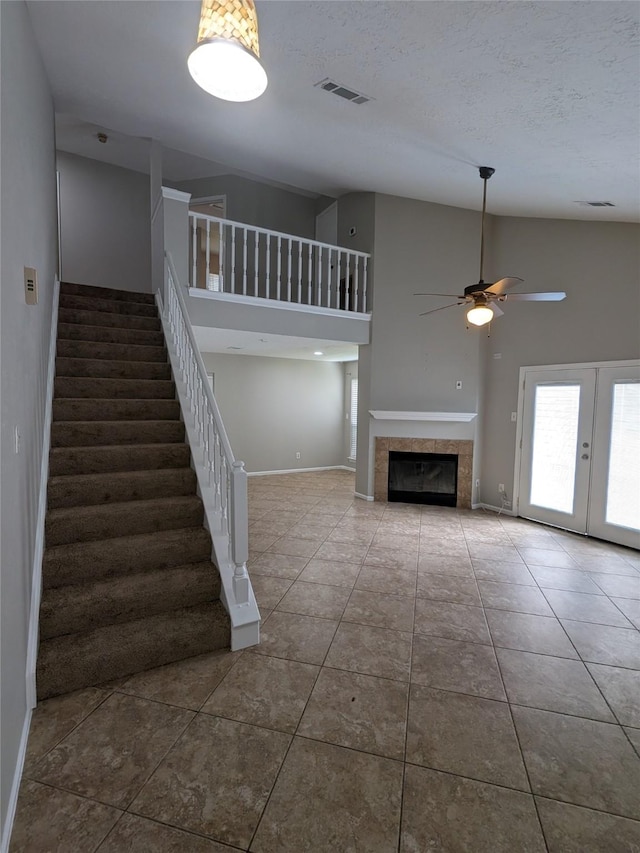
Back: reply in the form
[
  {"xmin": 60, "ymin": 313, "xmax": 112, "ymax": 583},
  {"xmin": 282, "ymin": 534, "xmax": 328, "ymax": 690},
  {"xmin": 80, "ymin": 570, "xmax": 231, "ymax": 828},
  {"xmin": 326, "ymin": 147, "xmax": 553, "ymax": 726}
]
[{"xmin": 37, "ymin": 282, "xmax": 230, "ymax": 700}]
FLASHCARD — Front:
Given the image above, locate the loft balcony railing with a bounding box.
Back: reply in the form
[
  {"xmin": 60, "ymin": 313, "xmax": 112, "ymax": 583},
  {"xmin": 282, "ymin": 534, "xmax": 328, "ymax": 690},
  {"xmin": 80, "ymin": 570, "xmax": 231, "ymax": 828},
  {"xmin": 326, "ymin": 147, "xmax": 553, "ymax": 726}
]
[{"xmin": 188, "ymin": 212, "xmax": 370, "ymax": 314}]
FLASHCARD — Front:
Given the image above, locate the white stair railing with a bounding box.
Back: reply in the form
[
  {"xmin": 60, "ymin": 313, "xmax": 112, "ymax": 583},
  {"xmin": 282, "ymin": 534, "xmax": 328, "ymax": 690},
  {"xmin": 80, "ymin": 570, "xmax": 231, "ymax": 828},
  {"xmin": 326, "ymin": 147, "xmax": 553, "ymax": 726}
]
[
  {"xmin": 189, "ymin": 212, "xmax": 370, "ymax": 313},
  {"xmin": 157, "ymin": 252, "xmax": 258, "ymax": 649}
]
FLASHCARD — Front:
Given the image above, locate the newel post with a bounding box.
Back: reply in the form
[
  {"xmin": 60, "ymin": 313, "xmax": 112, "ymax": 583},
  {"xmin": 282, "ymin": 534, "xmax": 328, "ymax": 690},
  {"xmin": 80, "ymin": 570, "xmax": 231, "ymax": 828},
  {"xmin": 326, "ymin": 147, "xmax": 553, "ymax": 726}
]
[{"xmin": 230, "ymin": 460, "xmax": 250, "ymax": 605}]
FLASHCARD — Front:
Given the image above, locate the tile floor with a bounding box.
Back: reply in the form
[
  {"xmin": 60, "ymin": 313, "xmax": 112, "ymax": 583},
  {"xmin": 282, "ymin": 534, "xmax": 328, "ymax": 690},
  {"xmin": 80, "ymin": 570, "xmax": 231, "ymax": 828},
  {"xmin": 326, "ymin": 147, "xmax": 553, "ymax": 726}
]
[{"xmin": 11, "ymin": 470, "xmax": 640, "ymax": 852}]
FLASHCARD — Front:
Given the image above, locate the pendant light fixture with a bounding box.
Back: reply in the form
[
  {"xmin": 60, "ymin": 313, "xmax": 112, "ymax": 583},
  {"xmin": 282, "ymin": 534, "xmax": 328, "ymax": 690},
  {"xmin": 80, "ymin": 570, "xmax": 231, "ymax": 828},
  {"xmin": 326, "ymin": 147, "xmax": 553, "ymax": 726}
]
[{"xmin": 188, "ymin": 0, "xmax": 268, "ymax": 102}]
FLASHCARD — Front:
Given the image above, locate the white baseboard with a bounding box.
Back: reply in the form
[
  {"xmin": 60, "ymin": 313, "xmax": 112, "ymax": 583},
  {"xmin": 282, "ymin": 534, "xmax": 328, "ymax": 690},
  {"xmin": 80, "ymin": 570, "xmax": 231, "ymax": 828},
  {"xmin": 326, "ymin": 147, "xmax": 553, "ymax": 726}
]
[
  {"xmin": 0, "ymin": 709, "xmax": 32, "ymax": 853},
  {"xmin": 26, "ymin": 278, "xmax": 60, "ymax": 711},
  {"xmin": 478, "ymin": 502, "xmax": 516, "ymax": 516},
  {"xmin": 354, "ymin": 492, "xmax": 374, "ymax": 501},
  {"xmin": 248, "ymin": 465, "xmax": 355, "ymax": 477}
]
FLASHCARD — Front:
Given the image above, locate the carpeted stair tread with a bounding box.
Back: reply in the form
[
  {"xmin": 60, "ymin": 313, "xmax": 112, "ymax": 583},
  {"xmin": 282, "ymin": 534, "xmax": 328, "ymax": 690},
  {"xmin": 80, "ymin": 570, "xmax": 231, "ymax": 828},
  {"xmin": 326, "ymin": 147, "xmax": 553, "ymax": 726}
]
[
  {"xmin": 57, "ymin": 322, "xmax": 164, "ymax": 347},
  {"xmin": 51, "ymin": 419, "xmax": 185, "ymax": 448},
  {"xmin": 43, "ymin": 527, "xmax": 213, "ymax": 588},
  {"xmin": 49, "ymin": 443, "xmax": 191, "ymax": 475},
  {"xmin": 46, "ymin": 495, "xmax": 204, "ymax": 546},
  {"xmin": 55, "ymin": 356, "xmax": 171, "ymax": 381},
  {"xmin": 39, "ymin": 563, "xmax": 220, "ymax": 640},
  {"xmin": 53, "ymin": 398, "xmax": 180, "ymax": 422},
  {"xmin": 59, "ymin": 293, "xmax": 158, "ymax": 318},
  {"xmin": 55, "ymin": 376, "xmax": 175, "ymax": 399},
  {"xmin": 61, "ymin": 281, "xmax": 156, "ymax": 305},
  {"xmin": 58, "ymin": 307, "xmax": 161, "ymax": 332},
  {"xmin": 48, "ymin": 468, "xmax": 197, "ymax": 509},
  {"xmin": 37, "ymin": 602, "xmax": 230, "ymax": 700},
  {"xmin": 56, "ymin": 339, "xmax": 167, "ymax": 363}
]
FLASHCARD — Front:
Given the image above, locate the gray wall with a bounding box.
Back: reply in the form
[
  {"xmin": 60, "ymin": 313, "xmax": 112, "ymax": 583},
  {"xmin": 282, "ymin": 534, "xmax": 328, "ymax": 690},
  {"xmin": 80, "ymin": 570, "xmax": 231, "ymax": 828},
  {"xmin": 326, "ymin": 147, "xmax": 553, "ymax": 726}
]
[
  {"xmin": 480, "ymin": 216, "xmax": 640, "ymax": 507},
  {"xmin": 172, "ymin": 174, "xmax": 328, "ymax": 240},
  {"xmin": 57, "ymin": 151, "xmax": 151, "ymax": 293},
  {"xmin": 201, "ymin": 353, "xmax": 345, "ymax": 473},
  {"xmin": 0, "ymin": 0, "xmax": 58, "ymax": 836}
]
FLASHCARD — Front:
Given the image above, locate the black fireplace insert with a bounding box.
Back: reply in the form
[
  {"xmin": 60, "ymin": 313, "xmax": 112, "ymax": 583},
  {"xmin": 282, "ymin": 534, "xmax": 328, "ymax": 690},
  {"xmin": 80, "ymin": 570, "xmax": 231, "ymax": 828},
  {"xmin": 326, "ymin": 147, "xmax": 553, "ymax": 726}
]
[{"xmin": 388, "ymin": 451, "xmax": 458, "ymax": 506}]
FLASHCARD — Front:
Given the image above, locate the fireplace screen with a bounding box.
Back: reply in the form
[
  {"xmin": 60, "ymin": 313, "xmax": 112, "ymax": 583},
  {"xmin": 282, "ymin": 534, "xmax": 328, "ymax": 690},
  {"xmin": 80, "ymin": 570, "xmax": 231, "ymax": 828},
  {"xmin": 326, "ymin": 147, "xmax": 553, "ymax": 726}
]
[{"xmin": 388, "ymin": 451, "xmax": 458, "ymax": 506}]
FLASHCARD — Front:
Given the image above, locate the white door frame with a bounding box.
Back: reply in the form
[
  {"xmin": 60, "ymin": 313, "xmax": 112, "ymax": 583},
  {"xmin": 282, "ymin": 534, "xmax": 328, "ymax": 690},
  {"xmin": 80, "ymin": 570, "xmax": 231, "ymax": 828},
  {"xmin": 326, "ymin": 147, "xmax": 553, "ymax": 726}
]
[{"xmin": 513, "ymin": 359, "xmax": 640, "ymax": 537}]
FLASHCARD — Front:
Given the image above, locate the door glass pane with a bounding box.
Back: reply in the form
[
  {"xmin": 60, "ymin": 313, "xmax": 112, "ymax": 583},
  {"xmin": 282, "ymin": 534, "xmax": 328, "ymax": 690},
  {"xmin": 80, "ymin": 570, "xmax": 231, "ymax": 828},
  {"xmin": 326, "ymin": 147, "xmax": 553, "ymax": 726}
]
[
  {"xmin": 530, "ymin": 384, "xmax": 581, "ymax": 513},
  {"xmin": 606, "ymin": 382, "xmax": 640, "ymax": 530}
]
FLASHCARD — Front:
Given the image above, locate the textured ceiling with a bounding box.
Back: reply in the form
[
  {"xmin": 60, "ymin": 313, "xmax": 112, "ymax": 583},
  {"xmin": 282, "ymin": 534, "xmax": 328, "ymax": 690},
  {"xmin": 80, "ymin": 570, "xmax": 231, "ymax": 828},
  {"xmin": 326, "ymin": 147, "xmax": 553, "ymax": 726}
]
[{"xmin": 28, "ymin": 1, "xmax": 639, "ymax": 220}]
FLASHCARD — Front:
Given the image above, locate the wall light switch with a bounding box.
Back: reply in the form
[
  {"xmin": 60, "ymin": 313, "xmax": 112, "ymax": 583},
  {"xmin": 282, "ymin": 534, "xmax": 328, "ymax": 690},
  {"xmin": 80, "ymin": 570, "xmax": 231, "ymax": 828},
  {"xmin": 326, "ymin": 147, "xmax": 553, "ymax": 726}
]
[
  {"xmin": 455, "ymin": 380, "xmax": 463, "ymax": 390},
  {"xmin": 24, "ymin": 267, "xmax": 38, "ymax": 305}
]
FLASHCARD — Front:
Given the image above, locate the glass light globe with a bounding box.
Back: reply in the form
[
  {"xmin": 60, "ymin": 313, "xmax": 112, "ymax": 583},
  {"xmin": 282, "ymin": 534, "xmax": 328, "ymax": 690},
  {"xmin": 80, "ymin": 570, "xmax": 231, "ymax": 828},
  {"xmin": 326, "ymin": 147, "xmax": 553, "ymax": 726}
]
[
  {"xmin": 188, "ymin": 39, "xmax": 267, "ymax": 102},
  {"xmin": 466, "ymin": 304, "xmax": 494, "ymax": 327}
]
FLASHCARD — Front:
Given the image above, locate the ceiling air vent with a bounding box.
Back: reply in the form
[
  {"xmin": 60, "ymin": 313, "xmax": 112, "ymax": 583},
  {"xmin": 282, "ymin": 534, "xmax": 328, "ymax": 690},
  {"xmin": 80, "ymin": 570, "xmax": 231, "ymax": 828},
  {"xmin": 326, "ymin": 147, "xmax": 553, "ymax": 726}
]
[
  {"xmin": 576, "ymin": 201, "xmax": 616, "ymax": 207},
  {"xmin": 314, "ymin": 78, "xmax": 372, "ymax": 105}
]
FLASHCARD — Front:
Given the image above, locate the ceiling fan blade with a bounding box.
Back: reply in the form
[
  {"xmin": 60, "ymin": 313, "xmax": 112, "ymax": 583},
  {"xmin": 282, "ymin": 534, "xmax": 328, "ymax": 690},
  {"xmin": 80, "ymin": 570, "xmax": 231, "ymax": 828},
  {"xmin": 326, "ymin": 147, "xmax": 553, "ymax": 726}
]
[
  {"xmin": 414, "ymin": 292, "xmax": 462, "ymax": 298},
  {"xmin": 419, "ymin": 302, "xmax": 463, "ymax": 317},
  {"xmin": 491, "ymin": 302, "xmax": 504, "ymax": 318},
  {"xmin": 503, "ymin": 291, "xmax": 566, "ymax": 302},
  {"xmin": 484, "ymin": 277, "xmax": 524, "ymax": 295}
]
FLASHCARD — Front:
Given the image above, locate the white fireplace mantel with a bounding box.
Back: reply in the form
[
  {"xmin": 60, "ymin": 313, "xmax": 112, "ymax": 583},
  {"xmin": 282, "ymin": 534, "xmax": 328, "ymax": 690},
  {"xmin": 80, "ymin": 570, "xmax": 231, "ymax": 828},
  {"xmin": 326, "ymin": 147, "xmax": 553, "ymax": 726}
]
[{"xmin": 369, "ymin": 411, "xmax": 477, "ymax": 423}]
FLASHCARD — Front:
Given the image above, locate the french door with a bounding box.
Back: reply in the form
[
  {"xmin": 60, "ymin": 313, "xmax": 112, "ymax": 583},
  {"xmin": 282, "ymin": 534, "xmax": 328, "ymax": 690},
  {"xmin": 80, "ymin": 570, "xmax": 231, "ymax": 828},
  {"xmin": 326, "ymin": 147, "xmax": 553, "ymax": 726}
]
[{"xmin": 518, "ymin": 362, "xmax": 640, "ymax": 549}]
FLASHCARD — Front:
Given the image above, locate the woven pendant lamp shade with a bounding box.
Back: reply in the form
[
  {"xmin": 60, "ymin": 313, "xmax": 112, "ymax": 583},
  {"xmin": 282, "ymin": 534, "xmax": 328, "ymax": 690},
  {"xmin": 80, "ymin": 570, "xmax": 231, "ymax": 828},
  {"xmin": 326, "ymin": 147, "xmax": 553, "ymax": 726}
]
[{"xmin": 188, "ymin": 0, "xmax": 267, "ymax": 102}]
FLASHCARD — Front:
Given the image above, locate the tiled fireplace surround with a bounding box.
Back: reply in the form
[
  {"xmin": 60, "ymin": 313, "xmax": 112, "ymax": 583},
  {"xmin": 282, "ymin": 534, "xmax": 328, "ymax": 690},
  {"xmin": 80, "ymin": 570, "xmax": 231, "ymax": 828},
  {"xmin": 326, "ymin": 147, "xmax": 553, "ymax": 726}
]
[{"xmin": 374, "ymin": 437, "xmax": 474, "ymax": 508}]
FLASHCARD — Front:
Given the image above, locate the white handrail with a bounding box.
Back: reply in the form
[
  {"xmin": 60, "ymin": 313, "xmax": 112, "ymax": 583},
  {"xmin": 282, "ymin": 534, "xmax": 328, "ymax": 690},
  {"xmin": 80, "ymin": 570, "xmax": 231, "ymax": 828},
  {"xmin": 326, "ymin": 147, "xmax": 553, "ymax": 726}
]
[
  {"xmin": 189, "ymin": 211, "xmax": 370, "ymax": 313},
  {"xmin": 161, "ymin": 253, "xmax": 252, "ymax": 615}
]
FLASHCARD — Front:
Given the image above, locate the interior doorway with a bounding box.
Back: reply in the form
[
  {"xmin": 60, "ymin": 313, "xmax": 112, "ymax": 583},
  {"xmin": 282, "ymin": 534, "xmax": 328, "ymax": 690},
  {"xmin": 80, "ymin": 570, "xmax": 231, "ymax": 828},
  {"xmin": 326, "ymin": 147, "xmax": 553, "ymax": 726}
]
[{"xmin": 516, "ymin": 361, "xmax": 640, "ymax": 549}]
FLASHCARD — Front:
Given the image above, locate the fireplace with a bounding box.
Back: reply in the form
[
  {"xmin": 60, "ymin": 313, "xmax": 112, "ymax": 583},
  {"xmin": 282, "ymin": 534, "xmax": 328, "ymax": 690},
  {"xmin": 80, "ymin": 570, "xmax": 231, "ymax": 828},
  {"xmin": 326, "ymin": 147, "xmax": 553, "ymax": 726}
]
[
  {"xmin": 374, "ymin": 438, "xmax": 473, "ymax": 508},
  {"xmin": 388, "ymin": 451, "xmax": 458, "ymax": 506}
]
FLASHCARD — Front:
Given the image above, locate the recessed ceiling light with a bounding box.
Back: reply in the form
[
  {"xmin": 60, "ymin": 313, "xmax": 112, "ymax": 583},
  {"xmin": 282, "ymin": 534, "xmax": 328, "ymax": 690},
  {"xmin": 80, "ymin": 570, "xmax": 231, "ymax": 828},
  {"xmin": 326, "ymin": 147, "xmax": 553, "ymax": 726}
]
[{"xmin": 314, "ymin": 351, "xmax": 324, "ymax": 356}]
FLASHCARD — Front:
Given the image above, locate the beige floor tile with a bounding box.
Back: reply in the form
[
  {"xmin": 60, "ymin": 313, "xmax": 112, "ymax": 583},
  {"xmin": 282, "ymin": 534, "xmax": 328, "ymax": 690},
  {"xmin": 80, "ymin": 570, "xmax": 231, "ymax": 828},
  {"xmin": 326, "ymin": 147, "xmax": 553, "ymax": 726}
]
[
  {"xmin": 528, "ymin": 565, "xmax": 603, "ymax": 594},
  {"xmin": 561, "ymin": 620, "xmax": 640, "ymax": 669},
  {"xmin": 535, "ymin": 797, "xmax": 640, "ymax": 853},
  {"xmin": 543, "ymin": 588, "xmax": 633, "ymax": 627},
  {"xmin": 414, "ymin": 599, "xmax": 491, "ymax": 645},
  {"xmin": 314, "ymin": 540, "xmax": 370, "ymax": 563},
  {"xmin": 371, "ymin": 531, "xmax": 420, "ymax": 552},
  {"xmin": 97, "ymin": 813, "xmax": 232, "ymax": 852},
  {"xmin": 466, "ymin": 543, "xmax": 525, "ymax": 564},
  {"xmin": 286, "ymin": 522, "xmax": 337, "ymax": 541},
  {"xmin": 417, "ymin": 553, "xmax": 474, "ymax": 576},
  {"xmin": 406, "ymin": 685, "xmax": 529, "ymax": 790},
  {"xmin": 496, "ymin": 648, "xmax": 615, "ymax": 722},
  {"xmin": 298, "ymin": 667, "xmax": 409, "ymax": 759},
  {"xmin": 266, "ymin": 536, "xmax": 320, "ymax": 558},
  {"xmin": 512, "ymin": 706, "xmax": 640, "ymax": 819},
  {"xmin": 416, "ymin": 573, "xmax": 481, "ymax": 606},
  {"xmin": 31, "ymin": 693, "xmax": 193, "ymax": 809},
  {"xmin": 355, "ymin": 565, "xmax": 417, "ymax": 596},
  {"xmin": 297, "ymin": 557, "xmax": 361, "ymax": 587},
  {"xmin": 201, "ymin": 652, "xmax": 319, "ymax": 733},
  {"xmin": 326, "ymin": 527, "xmax": 376, "ymax": 547},
  {"xmin": 249, "ymin": 532, "xmax": 282, "ymax": 552},
  {"xmin": 276, "ymin": 580, "xmax": 350, "ymax": 620},
  {"xmin": 23, "ymin": 687, "xmax": 110, "ymax": 774},
  {"xmin": 418, "ymin": 540, "xmax": 469, "ymax": 558},
  {"xmin": 119, "ymin": 650, "xmax": 242, "ymax": 711},
  {"xmin": 250, "ymin": 737, "xmax": 403, "ymax": 852},
  {"xmin": 611, "ymin": 597, "xmax": 640, "ymax": 629},
  {"xmin": 478, "ymin": 581, "xmax": 553, "ymax": 616},
  {"xmin": 364, "ymin": 546, "xmax": 418, "ymax": 571},
  {"xmin": 255, "ymin": 610, "xmax": 338, "ymax": 664},
  {"xmin": 411, "ymin": 634, "xmax": 506, "ymax": 700},
  {"xmin": 325, "ymin": 621, "xmax": 412, "ymax": 681},
  {"xmin": 486, "ymin": 610, "xmax": 579, "ymax": 659},
  {"xmin": 131, "ymin": 715, "xmax": 290, "ymax": 849},
  {"xmin": 518, "ymin": 547, "xmax": 580, "ymax": 569},
  {"xmin": 249, "ymin": 552, "xmax": 309, "ymax": 579},
  {"xmin": 625, "ymin": 727, "xmax": 640, "ymax": 755},
  {"xmin": 589, "ymin": 573, "xmax": 640, "ymax": 599},
  {"xmin": 472, "ymin": 559, "xmax": 536, "ymax": 586},
  {"xmin": 343, "ymin": 588, "xmax": 415, "ymax": 632},
  {"xmin": 250, "ymin": 574, "xmax": 293, "ymax": 610},
  {"xmin": 586, "ymin": 663, "xmax": 640, "ymax": 727},
  {"xmin": 569, "ymin": 554, "xmax": 639, "ymax": 575},
  {"xmin": 400, "ymin": 765, "xmax": 546, "ymax": 853}
]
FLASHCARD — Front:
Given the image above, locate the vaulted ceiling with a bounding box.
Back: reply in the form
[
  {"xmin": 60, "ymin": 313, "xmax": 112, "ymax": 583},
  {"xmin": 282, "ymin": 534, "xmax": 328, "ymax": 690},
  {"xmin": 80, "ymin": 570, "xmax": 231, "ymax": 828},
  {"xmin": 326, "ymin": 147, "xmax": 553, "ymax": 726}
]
[{"xmin": 28, "ymin": 1, "xmax": 639, "ymax": 221}]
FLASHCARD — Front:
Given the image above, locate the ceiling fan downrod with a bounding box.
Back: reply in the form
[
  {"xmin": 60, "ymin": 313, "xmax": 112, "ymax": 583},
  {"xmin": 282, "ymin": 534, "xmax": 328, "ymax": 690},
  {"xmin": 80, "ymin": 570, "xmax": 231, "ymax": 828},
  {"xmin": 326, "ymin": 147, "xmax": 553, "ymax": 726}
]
[{"xmin": 478, "ymin": 166, "xmax": 495, "ymax": 284}]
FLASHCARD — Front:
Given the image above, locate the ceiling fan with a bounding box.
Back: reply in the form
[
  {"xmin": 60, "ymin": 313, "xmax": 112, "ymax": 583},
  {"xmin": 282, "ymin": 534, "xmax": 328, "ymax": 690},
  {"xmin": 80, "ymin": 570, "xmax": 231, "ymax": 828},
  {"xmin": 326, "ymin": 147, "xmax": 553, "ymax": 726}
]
[{"xmin": 415, "ymin": 166, "xmax": 566, "ymax": 327}]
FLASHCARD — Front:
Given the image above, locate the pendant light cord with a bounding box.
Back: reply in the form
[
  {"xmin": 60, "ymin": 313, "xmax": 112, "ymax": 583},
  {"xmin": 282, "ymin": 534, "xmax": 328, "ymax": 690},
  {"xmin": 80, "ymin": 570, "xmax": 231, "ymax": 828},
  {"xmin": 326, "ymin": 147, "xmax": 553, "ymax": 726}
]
[{"xmin": 479, "ymin": 176, "xmax": 487, "ymax": 284}]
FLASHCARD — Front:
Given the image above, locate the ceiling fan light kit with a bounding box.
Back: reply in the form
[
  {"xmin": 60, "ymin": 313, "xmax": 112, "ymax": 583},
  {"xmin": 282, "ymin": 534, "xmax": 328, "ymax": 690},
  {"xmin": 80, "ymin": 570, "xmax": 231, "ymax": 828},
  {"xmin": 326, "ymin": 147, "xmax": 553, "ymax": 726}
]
[
  {"xmin": 188, "ymin": 0, "xmax": 267, "ymax": 102},
  {"xmin": 415, "ymin": 166, "xmax": 566, "ymax": 327}
]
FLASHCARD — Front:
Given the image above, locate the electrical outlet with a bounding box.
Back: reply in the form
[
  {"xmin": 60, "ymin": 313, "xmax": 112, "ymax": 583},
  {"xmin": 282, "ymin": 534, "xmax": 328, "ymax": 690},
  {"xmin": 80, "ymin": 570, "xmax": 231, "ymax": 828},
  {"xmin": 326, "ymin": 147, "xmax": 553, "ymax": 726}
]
[
  {"xmin": 503, "ymin": 500, "xmax": 512, "ymax": 508},
  {"xmin": 475, "ymin": 479, "xmax": 480, "ymax": 488},
  {"xmin": 498, "ymin": 483, "xmax": 505, "ymax": 493},
  {"xmin": 296, "ymin": 451, "xmax": 301, "ymax": 460},
  {"xmin": 511, "ymin": 412, "xmax": 517, "ymax": 422},
  {"xmin": 455, "ymin": 380, "xmax": 463, "ymax": 390}
]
